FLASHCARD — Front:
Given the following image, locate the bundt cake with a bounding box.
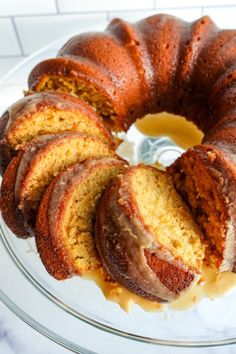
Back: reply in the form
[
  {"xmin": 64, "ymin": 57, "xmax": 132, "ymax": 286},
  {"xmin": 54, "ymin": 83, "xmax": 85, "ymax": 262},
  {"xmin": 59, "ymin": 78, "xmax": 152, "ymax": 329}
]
[
  {"xmin": 35, "ymin": 157, "xmax": 127, "ymax": 280},
  {"xmin": 0, "ymin": 91, "xmax": 113, "ymax": 175},
  {"xmin": 1, "ymin": 132, "xmax": 114, "ymax": 238},
  {"xmin": 27, "ymin": 13, "xmax": 236, "ymax": 273},
  {"xmin": 1, "ymin": 12, "xmax": 236, "ymax": 306},
  {"xmin": 95, "ymin": 165, "xmax": 204, "ymax": 302}
]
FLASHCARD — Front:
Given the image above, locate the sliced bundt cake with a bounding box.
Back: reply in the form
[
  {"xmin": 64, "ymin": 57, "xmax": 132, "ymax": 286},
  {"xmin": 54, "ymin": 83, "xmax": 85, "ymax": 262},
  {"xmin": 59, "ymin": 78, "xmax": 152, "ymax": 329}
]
[
  {"xmin": 95, "ymin": 165, "xmax": 205, "ymax": 302},
  {"xmin": 35, "ymin": 157, "xmax": 127, "ymax": 280},
  {"xmin": 26, "ymin": 13, "xmax": 236, "ymax": 276},
  {"xmin": 2, "ymin": 11, "xmax": 236, "ymax": 308},
  {"xmin": 0, "ymin": 91, "xmax": 113, "ymax": 174},
  {"xmin": 1, "ymin": 132, "xmax": 115, "ymax": 238}
]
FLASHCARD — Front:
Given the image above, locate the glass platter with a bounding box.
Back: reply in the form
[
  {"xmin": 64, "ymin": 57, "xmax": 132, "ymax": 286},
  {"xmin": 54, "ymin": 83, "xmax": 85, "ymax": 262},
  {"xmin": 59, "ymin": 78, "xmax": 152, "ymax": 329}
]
[{"xmin": 1, "ymin": 23, "xmax": 236, "ymax": 354}]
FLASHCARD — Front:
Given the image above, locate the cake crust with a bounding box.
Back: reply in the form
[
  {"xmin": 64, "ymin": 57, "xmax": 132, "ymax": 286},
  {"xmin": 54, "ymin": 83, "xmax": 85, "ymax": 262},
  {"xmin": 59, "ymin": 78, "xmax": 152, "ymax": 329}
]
[
  {"xmin": 35, "ymin": 158, "xmax": 127, "ymax": 280},
  {"xmin": 169, "ymin": 143, "xmax": 236, "ymax": 271},
  {"xmin": 95, "ymin": 165, "xmax": 202, "ymax": 302},
  {"xmin": 28, "ymin": 57, "xmax": 126, "ymax": 130},
  {"xmin": 1, "ymin": 132, "xmax": 114, "ymax": 238},
  {"xmin": 0, "ymin": 154, "xmax": 31, "ymax": 238},
  {"xmin": 0, "ymin": 91, "xmax": 114, "ymax": 175},
  {"xmin": 35, "ymin": 176, "xmax": 71, "ymax": 280}
]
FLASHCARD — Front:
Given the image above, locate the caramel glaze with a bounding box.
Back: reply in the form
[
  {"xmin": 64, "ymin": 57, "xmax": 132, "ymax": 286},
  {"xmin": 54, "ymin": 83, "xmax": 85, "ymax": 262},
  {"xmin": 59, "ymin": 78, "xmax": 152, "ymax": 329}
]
[
  {"xmin": 95, "ymin": 167, "xmax": 200, "ymax": 303},
  {"xmin": 84, "ymin": 267, "xmax": 164, "ymax": 313},
  {"xmin": 1, "ymin": 132, "xmax": 114, "ymax": 238},
  {"xmin": 35, "ymin": 175, "xmax": 71, "ymax": 280},
  {"xmin": 0, "ymin": 135, "xmax": 55, "ymax": 238},
  {"xmin": 15, "ymin": 135, "xmax": 56, "ymax": 201},
  {"xmin": 0, "ymin": 154, "xmax": 31, "ymax": 238},
  {"xmin": 84, "ymin": 264, "xmax": 236, "ymax": 313},
  {"xmin": 135, "ymin": 113, "xmax": 203, "ymax": 149},
  {"xmin": 0, "ymin": 111, "xmax": 15, "ymax": 176},
  {"xmin": 35, "ymin": 157, "xmax": 127, "ymax": 280},
  {"xmin": 0, "ymin": 91, "xmax": 113, "ymax": 175},
  {"xmin": 170, "ymin": 265, "xmax": 236, "ymax": 311}
]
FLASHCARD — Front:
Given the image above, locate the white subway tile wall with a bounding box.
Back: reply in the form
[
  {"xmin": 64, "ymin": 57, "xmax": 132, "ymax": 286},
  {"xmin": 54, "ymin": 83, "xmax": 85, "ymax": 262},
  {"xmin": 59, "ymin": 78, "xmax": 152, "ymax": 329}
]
[
  {"xmin": 0, "ymin": 0, "xmax": 56, "ymax": 16},
  {"xmin": 58, "ymin": 0, "xmax": 154, "ymax": 13},
  {"xmin": 0, "ymin": 58, "xmax": 23, "ymax": 77},
  {"xmin": 0, "ymin": 0, "xmax": 236, "ymax": 78},
  {"xmin": 108, "ymin": 8, "xmax": 202, "ymax": 23},
  {"xmin": 15, "ymin": 13, "xmax": 107, "ymax": 55},
  {"xmin": 0, "ymin": 19, "xmax": 21, "ymax": 56},
  {"xmin": 155, "ymin": 0, "xmax": 236, "ymax": 7},
  {"xmin": 202, "ymin": 6, "xmax": 236, "ymax": 28}
]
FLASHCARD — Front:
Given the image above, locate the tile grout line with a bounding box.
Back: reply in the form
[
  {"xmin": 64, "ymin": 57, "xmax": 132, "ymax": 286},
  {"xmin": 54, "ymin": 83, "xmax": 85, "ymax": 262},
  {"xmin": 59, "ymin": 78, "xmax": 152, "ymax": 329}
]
[
  {"xmin": 10, "ymin": 17, "xmax": 25, "ymax": 56},
  {"xmin": 0, "ymin": 54, "xmax": 27, "ymax": 59},
  {"xmin": 0, "ymin": 11, "xmax": 108, "ymax": 20},
  {"xmin": 0, "ymin": 11, "xmax": 111, "ymax": 19},
  {"xmin": 55, "ymin": 0, "xmax": 60, "ymax": 14}
]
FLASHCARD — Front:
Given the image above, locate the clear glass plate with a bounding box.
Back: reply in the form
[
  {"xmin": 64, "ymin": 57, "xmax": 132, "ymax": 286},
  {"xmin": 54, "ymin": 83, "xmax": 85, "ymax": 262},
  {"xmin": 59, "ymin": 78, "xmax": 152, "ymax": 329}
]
[{"xmin": 0, "ymin": 23, "xmax": 236, "ymax": 354}]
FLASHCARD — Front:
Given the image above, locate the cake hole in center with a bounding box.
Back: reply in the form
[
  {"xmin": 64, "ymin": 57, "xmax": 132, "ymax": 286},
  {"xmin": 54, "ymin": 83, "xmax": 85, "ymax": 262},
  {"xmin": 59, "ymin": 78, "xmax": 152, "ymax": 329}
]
[
  {"xmin": 116, "ymin": 112, "xmax": 204, "ymax": 166},
  {"xmin": 135, "ymin": 112, "xmax": 204, "ymax": 150}
]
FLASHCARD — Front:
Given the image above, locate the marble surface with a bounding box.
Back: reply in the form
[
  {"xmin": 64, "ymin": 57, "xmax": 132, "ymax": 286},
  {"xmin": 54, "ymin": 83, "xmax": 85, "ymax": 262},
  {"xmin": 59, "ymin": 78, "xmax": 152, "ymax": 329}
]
[
  {"xmin": 0, "ymin": 301, "xmax": 71, "ymax": 354},
  {"xmin": 0, "ymin": 298, "xmax": 236, "ymax": 354}
]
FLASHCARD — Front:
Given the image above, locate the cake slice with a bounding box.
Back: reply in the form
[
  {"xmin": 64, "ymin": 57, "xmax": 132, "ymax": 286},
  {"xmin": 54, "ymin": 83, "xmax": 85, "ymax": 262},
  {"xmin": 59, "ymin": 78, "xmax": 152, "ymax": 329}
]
[
  {"xmin": 1, "ymin": 132, "xmax": 115, "ymax": 238},
  {"xmin": 95, "ymin": 165, "xmax": 205, "ymax": 303},
  {"xmin": 35, "ymin": 157, "xmax": 127, "ymax": 280},
  {"xmin": 0, "ymin": 91, "xmax": 113, "ymax": 174},
  {"xmin": 169, "ymin": 144, "xmax": 236, "ymax": 271}
]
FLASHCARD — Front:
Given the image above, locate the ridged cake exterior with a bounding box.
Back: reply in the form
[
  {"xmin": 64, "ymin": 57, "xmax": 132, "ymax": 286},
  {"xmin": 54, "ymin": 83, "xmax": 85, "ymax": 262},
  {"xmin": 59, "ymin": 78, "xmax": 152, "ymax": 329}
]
[
  {"xmin": 28, "ymin": 13, "xmax": 236, "ymax": 272},
  {"xmin": 28, "ymin": 14, "xmax": 225, "ymax": 132}
]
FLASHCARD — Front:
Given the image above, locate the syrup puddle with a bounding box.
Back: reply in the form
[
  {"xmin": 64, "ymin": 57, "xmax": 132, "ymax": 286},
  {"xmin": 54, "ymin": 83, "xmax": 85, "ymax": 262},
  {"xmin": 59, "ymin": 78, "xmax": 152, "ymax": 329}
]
[
  {"xmin": 135, "ymin": 112, "xmax": 203, "ymax": 150},
  {"xmin": 170, "ymin": 265, "xmax": 236, "ymax": 310},
  {"xmin": 83, "ymin": 267, "xmax": 163, "ymax": 313},
  {"xmin": 84, "ymin": 265, "xmax": 236, "ymax": 313}
]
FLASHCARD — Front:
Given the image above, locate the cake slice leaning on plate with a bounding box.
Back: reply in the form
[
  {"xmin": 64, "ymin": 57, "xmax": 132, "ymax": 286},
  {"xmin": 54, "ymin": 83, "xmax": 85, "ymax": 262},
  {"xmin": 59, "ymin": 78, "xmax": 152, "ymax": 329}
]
[
  {"xmin": 35, "ymin": 157, "xmax": 128, "ymax": 280},
  {"xmin": 95, "ymin": 165, "xmax": 205, "ymax": 303},
  {"xmin": 0, "ymin": 91, "xmax": 113, "ymax": 175},
  {"xmin": 0, "ymin": 132, "xmax": 115, "ymax": 238}
]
